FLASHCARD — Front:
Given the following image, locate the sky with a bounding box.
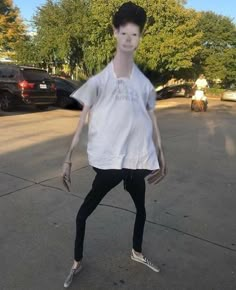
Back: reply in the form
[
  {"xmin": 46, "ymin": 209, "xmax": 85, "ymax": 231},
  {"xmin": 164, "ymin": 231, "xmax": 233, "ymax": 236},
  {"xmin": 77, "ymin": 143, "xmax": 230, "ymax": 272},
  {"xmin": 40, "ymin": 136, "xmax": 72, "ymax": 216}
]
[
  {"xmin": 13, "ymin": 0, "xmax": 236, "ymax": 26},
  {"xmin": 186, "ymin": 0, "xmax": 236, "ymax": 21}
]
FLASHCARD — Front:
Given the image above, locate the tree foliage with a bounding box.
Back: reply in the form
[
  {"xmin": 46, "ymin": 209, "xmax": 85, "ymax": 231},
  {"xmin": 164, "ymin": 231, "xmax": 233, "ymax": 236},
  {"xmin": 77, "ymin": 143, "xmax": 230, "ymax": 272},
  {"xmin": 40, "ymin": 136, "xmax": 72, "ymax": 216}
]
[
  {"xmin": 18, "ymin": 0, "xmax": 202, "ymax": 77},
  {"xmin": 136, "ymin": 0, "xmax": 202, "ymax": 73},
  {"xmin": 13, "ymin": 0, "xmax": 235, "ymax": 84},
  {"xmin": 199, "ymin": 11, "xmax": 236, "ymax": 53},
  {"xmin": 195, "ymin": 11, "xmax": 236, "ymax": 85},
  {"xmin": 32, "ymin": 0, "xmax": 88, "ymax": 74},
  {"xmin": 204, "ymin": 48, "xmax": 236, "ymax": 86},
  {"xmin": 0, "ymin": 0, "xmax": 25, "ymax": 53},
  {"xmin": 14, "ymin": 36, "xmax": 41, "ymax": 65},
  {"xmin": 82, "ymin": 0, "xmax": 202, "ymax": 76}
]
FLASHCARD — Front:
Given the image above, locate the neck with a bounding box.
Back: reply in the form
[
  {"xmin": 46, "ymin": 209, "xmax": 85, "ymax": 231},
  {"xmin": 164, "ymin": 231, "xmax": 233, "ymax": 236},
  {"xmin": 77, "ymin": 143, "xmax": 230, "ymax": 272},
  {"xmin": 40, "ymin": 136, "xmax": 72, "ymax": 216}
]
[{"xmin": 113, "ymin": 49, "xmax": 134, "ymax": 78}]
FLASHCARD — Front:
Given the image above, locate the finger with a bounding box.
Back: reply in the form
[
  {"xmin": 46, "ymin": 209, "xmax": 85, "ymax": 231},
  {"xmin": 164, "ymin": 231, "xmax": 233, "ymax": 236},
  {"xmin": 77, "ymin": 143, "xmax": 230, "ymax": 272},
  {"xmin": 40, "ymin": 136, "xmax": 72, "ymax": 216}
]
[
  {"xmin": 148, "ymin": 176, "xmax": 162, "ymax": 184},
  {"xmin": 149, "ymin": 175, "xmax": 164, "ymax": 184},
  {"xmin": 154, "ymin": 174, "xmax": 165, "ymax": 184},
  {"xmin": 62, "ymin": 178, "xmax": 68, "ymax": 189},
  {"xmin": 148, "ymin": 171, "xmax": 165, "ymax": 184},
  {"xmin": 63, "ymin": 175, "xmax": 68, "ymax": 182},
  {"xmin": 151, "ymin": 169, "xmax": 160, "ymax": 174},
  {"xmin": 147, "ymin": 172, "xmax": 162, "ymax": 184},
  {"xmin": 148, "ymin": 168, "xmax": 162, "ymax": 179},
  {"xmin": 63, "ymin": 178, "xmax": 70, "ymax": 192},
  {"xmin": 147, "ymin": 169, "xmax": 160, "ymax": 179},
  {"xmin": 147, "ymin": 173, "xmax": 160, "ymax": 182}
]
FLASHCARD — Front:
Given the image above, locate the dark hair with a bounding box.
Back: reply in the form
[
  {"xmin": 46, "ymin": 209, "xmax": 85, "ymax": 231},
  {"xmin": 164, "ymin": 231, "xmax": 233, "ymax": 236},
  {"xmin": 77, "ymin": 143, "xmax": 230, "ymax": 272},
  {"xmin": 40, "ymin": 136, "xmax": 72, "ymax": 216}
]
[{"xmin": 112, "ymin": 2, "xmax": 147, "ymax": 33}]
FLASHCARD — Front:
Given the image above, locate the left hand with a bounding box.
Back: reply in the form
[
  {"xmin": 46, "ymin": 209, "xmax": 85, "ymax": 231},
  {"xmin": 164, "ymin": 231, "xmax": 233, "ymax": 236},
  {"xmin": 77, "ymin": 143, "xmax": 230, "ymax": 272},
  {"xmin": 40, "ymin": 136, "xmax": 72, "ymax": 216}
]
[
  {"xmin": 62, "ymin": 162, "xmax": 72, "ymax": 192},
  {"xmin": 147, "ymin": 150, "xmax": 167, "ymax": 184}
]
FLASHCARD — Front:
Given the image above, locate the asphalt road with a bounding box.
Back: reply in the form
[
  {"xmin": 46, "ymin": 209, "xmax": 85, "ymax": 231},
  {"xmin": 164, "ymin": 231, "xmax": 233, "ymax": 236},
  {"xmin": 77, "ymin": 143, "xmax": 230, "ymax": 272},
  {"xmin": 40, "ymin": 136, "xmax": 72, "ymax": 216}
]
[{"xmin": 0, "ymin": 98, "xmax": 236, "ymax": 290}]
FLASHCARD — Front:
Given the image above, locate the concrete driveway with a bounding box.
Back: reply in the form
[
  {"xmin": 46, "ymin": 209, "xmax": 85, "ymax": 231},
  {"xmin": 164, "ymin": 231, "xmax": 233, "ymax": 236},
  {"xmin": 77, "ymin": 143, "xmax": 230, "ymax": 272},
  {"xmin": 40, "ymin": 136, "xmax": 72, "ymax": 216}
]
[{"xmin": 0, "ymin": 99, "xmax": 236, "ymax": 290}]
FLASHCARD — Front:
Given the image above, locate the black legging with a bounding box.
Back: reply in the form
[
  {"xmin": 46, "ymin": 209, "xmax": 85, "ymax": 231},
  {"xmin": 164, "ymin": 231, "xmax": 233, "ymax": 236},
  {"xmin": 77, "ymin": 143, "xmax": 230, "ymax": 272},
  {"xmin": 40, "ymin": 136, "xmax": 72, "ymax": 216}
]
[{"xmin": 74, "ymin": 168, "xmax": 151, "ymax": 262}]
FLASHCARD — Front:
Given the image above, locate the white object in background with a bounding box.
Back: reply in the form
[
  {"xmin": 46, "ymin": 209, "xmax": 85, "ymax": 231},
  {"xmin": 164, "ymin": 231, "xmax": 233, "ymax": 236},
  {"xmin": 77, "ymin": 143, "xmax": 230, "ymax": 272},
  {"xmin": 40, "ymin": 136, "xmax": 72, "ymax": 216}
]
[{"xmin": 192, "ymin": 90, "xmax": 207, "ymax": 101}]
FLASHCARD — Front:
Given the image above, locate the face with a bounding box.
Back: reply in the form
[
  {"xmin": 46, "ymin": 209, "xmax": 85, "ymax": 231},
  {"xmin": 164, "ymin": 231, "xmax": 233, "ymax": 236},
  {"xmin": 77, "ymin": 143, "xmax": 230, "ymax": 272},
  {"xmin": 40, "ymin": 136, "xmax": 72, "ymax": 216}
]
[{"xmin": 114, "ymin": 23, "xmax": 141, "ymax": 53}]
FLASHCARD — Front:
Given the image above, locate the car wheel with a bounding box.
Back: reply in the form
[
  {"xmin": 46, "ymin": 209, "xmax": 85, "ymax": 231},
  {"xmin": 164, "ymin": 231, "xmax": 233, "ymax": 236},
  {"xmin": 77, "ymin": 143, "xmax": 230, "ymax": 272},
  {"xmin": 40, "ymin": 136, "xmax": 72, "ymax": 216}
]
[
  {"xmin": 36, "ymin": 105, "xmax": 49, "ymax": 110},
  {"xmin": 0, "ymin": 92, "xmax": 14, "ymax": 111},
  {"xmin": 57, "ymin": 96, "xmax": 70, "ymax": 109},
  {"xmin": 77, "ymin": 102, "xmax": 83, "ymax": 110}
]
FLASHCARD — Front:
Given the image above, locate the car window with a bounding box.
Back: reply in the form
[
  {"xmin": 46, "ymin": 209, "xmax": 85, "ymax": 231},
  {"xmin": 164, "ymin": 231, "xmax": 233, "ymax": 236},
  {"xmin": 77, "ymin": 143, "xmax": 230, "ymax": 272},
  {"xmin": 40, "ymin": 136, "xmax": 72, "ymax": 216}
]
[
  {"xmin": 0, "ymin": 67, "xmax": 18, "ymax": 79},
  {"xmin": 8, "ymin": 68, "xmax": 17, "ymax": 79},
  {"xmin": 21, "ymin": 69, "xmax": 52, "ymax": 81},
  {"xmin": 0, "ymin": 68, "xmax": 5, "ymax": 78},
  {"xmin": 65, "ymin": 79, "xmax": 82, "ymax": 87},
  {"xmin": 54, "ymin": 78, "xmax": 75, "ymax": 91}
]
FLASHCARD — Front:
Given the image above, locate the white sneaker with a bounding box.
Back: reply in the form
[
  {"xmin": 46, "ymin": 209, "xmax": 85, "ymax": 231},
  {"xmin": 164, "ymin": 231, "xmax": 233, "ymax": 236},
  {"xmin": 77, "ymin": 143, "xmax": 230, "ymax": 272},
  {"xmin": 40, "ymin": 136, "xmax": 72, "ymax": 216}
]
[
  {"xmin": 131, "ymin": 249, "xmax": 160, "ymax": 272},
  {"xmin": 64, "ymin": 264, "xmax": 83, "ymax": 288}
]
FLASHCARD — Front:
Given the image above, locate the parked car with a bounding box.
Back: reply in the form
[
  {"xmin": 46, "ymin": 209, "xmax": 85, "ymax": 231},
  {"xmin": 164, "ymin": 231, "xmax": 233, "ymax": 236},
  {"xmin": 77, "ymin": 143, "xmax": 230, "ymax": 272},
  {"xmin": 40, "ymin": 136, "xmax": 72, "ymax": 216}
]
[
  {"xmin": 156, "ymin": 84, "xmax": 194, "ymax": 100},
  {"xmin": 0, "ymin": 64, "xmax": 57, "ymax": 111},
  {"xmin": 52, "ymin": 76, "xmax": 83, "ymax": 109},
  {"xmin": 221, "ymin": 90, "xmax": 236, "ymax": 102}
]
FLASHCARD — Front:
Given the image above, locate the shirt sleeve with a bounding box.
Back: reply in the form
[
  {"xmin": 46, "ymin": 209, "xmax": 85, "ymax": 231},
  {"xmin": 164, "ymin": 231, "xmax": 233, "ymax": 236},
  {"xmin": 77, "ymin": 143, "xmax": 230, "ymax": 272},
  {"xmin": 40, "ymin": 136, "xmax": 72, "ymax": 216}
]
[
  {"xmin": 146, "ymin": 83, "xmax": 157, "ymax": 111},
  {"xmin": 70, "ymin": 76, "xmax": 98, "ymax": 108}
]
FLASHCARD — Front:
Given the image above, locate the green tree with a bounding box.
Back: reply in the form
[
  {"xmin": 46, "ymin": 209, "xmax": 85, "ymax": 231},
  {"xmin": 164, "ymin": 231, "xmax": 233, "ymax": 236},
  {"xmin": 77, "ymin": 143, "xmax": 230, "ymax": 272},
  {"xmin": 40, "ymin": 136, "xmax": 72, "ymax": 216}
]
[
  {"xmin": 83, "ymin": 0, "xmax": 202, "ymax": 77},
  {"xmin": 81, "ymin": 0, "xmax": 118, "ymax": 74},
  {"xmin": 31, "ymin": 0, "xmax": 202, "ymax": 78},
  {"xmin": 204, "ymin": 48, "xmax": 236, "ymax": 86},
  {"xmin": 33, "ymin": 0, "xmax": 88, "ymax": 75},
  {"xmin": 14, "ymin": 35, "xmax": 41, "ymax": 65},
  {"xmin": 199, "ymin": 11, "xmax": 235, "ymax": 53},
  {"xmin": 136, "ymin": 0, "xmax": 202, "ymax": 74},
  {"xmin": 195, "ymin": 11, "xmax": 236, "ymax": 85},
  {"xmin": 33, "ymin": 0, "xmax": 63, "ymax": 65},
  {"xmin": 0, "ymin": 0, "xmax": 25, "ymax": 54}
]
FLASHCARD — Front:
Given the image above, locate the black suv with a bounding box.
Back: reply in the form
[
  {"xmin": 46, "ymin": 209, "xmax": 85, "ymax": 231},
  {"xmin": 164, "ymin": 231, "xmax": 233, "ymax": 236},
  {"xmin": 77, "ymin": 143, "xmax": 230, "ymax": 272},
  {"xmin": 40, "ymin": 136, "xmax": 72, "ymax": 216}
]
[{"xmin": 0, "ymin": 64, "xmax": 57, "ymax": 111}]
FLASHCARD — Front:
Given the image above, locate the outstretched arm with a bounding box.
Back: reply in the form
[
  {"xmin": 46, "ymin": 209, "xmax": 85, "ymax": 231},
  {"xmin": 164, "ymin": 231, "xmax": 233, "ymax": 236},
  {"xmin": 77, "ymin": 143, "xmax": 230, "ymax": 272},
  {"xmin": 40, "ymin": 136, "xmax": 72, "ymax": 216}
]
[
  {"xmin": 147, "ymin": 110, "xmax": 167, "ymax": 184},
  {"xmin": 64, "ymin": 105, "xmax": 90, "ymax": 163},
  {"xmin": 62, "ymin": 105, "xmax": 90, "ymax": 190}
]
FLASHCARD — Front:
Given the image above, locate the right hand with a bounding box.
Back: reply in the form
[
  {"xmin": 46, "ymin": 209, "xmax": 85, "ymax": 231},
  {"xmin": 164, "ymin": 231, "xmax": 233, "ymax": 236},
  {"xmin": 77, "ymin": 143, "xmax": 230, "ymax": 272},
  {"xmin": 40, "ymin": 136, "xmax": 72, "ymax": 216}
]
[
  {"xmin": 147, "ymin": 150, "xmax": 167, "ymax": 184},
  {"xmin": 62, "ymin": 162, "xmax": 72, "ymax": 191}
]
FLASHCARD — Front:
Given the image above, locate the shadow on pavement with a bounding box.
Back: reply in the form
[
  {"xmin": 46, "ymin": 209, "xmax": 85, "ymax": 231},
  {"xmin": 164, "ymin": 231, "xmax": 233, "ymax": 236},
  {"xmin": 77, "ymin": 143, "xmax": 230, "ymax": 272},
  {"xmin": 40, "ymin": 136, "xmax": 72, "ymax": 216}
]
[{"xmin": 0, "ymin": 99, "xmax": 236, "ymax": 290}]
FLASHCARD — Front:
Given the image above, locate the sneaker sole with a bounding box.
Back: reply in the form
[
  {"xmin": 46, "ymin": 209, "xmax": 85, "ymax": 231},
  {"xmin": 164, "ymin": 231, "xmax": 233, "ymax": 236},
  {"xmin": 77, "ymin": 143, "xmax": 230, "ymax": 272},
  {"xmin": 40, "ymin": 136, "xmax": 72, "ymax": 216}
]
[{"xmin": 131, "ymin": 255, "xmax": 160, "ymax": 273}]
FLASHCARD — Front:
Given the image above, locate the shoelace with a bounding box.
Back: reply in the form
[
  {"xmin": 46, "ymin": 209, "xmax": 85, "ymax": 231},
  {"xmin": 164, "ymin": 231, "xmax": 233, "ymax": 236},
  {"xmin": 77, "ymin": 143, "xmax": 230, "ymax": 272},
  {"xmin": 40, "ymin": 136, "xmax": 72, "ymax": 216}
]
[
  {"xmin": 143, "ymin": 256, "xmax": 156, "ymax": 267},
  {"xmin": 133, "ymin": 251, "xmax": 155, "ymax": 266}
]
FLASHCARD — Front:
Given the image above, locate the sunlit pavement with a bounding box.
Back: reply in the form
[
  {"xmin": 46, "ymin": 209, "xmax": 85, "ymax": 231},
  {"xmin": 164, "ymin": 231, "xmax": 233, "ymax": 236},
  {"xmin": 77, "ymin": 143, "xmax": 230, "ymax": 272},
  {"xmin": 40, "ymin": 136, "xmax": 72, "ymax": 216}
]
[{"xmin": 0, "ymin": 98, "xmax": 236, "ymax": 290}]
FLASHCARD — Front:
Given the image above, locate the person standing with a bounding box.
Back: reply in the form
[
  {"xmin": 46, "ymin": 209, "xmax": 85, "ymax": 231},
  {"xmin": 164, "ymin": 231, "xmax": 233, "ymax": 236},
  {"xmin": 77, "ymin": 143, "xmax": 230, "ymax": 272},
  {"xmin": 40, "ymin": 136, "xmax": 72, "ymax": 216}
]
[
  {"xmin": 192, "ymin": 74, "xmax": 209, "ymax": 111},
  {"xmin": 194, "ymin": 74, "xmax": 209, "ymax": 91},
  {"xmin": 62, "ymin": 2, "xmax": 167, "ymax": 288}
]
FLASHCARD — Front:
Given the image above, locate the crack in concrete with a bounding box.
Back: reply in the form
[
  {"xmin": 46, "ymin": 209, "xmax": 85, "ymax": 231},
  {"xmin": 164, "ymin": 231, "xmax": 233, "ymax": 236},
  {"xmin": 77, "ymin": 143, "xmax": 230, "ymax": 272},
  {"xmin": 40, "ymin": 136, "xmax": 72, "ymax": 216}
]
[
  {"xmin": 0, "ymin": 166, "xmax": 89, "ymax": 197},
  {"xmin": 1, "ymin": 170, "xmax": 236, "ymax": 254},
  {"xmin": 39, "ymin": 165, "xmax": 90, "ymax": 183},
  {"xmin": 0, "ymin": 184, "xmax": 35, "ymax": 197},
  {"xmin": 0, "ymin": 171, "xmax": 35, "ymax": 184},
  {"xmin": 0, "ymin": 165, "xmax": 89, "ymax": 186},
  {"xmin": 94, "ymin": 203, "xmax": 236, "ymax": 253}
]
